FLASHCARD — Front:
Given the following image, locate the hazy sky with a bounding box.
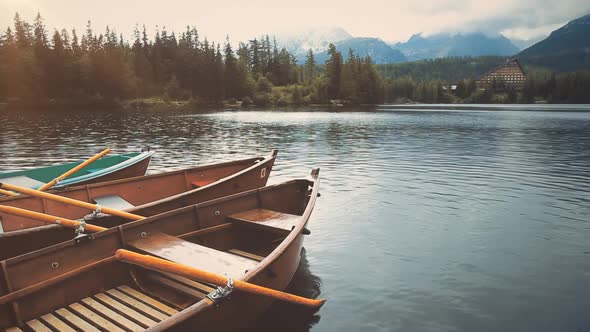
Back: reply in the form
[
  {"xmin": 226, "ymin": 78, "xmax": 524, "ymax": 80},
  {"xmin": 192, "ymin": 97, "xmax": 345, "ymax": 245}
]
[{"xmin": 1, "ymin": 0, "xmax": 589, "ymax": 43}]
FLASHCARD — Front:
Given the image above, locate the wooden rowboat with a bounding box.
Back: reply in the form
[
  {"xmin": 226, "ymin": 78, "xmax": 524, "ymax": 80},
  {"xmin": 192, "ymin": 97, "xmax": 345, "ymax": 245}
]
[
  {"xmin": 0, "ymin": 150, "xmax": 154, "ymax": 193},
  {"xmin": 0, "ymin": 169, "xmax": 321, "ymax": 331},
  {"xmin": 0, "ymin": 150, "xmax": 277, "ymax": 259}
]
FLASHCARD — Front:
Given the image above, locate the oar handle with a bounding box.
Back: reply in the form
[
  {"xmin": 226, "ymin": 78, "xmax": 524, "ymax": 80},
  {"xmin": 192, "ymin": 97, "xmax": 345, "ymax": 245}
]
[
  {"xmin": 38, "ymin": 148, "xmax": 111, "ymax": 191},
  {"xmin": 115, "ymin": 249, "xmax": 325, "ymax": 309},
  {"xmin": 0, "ymin": 205, "xmax": 107, "ymax": 232},
  {"xmin": 0, "ymin": 182, "xmax": 144, "ymax": 221},
  {"xmin": 0, "ymin": 189, "xmax": 18, "ymax": 197}
]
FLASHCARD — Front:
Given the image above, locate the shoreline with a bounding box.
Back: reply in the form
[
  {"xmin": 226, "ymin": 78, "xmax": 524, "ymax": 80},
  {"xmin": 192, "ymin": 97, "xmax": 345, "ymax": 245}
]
[
  {"xmin": 1, "ymin": 99, "xmax": 589, "ymax": 112},
  {"xmin": 377, "ymin": 103, "xmax": 590, "ymax": 111}
]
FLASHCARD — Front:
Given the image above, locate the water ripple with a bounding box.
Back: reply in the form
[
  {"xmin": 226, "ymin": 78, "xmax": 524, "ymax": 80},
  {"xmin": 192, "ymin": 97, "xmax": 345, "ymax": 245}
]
[{"xmin": 2, "ymin": 107, "xmax": 590, "ymax": 331}]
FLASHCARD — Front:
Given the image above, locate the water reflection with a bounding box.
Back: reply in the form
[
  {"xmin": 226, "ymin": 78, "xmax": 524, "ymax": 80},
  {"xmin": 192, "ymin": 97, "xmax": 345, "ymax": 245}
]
[{"xmin": 247, "ymin": 248, "xmax": 323, "ymax": 331}]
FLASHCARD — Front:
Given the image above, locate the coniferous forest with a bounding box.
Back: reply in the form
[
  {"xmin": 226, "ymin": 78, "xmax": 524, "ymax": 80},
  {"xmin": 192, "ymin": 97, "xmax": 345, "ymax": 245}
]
[
  {"xmin": 0, "ymin": 13, "xmax": 382, "ymax": 107},
  {"xmin": 1, "ymin": 13, "xmax": 589, "ymax": 108}
]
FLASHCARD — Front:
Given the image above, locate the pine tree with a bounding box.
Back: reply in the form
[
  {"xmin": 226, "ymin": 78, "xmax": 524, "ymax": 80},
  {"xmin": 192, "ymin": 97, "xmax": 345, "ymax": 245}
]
[
  {"xmin": 223, "ymin": 37, "xmax": 240, "ymax": 98},
  {"xmin": 325, "ymin": 43, "xmax": 342, "ymax": 99},
  {"xmin": 13, "ymin": 13, "xmax": 32, "ymax": 49},
  {"xmin": 304, "ymin": 49, "xmax": 315, "ymax": 85}
]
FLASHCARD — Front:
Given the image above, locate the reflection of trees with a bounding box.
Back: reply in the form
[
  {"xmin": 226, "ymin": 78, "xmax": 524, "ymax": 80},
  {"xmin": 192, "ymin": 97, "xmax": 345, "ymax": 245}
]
[{"xmin": 246, "ymin": 247, "xmax": 323, "ymax": 332}]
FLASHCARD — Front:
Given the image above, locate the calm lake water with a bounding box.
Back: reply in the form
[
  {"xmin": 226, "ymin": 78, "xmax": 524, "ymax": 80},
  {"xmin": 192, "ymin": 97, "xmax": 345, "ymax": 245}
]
[{"xmin": 1, "ymin": 106, "xmax": 590, "ymax": 331}]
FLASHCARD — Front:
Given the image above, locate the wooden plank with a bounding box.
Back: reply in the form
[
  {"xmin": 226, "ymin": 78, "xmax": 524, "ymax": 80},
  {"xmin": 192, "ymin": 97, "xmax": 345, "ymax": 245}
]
[
  {"xmin": 81, "ymin": 297, "xmax": 144, "ymax": 331},
  {"xmin": 129, "ymin": 232, "xmax": 257, "ymax": 278},
  {"xmin": 5, "ymin": 327, "xmax": 24, "ymax": 332},
  {"xmin": 40, "ymin": 313, "xmax": 76, "ymax": 332},
  {"xmin": 159, "ymin": 272, "xmax": 215, "ymax": 293},
  {"xmin": 146, "ymin": 273, "xmax": 207, "ymax": 300},
  {"xmin": 106, "ymin": 289, "xmax": 169, "ymax": 321},
  {"xmin": 229, "ymin": 208, "xmax": 300, "ymax": 231},
  {"xmin": 25, "ymin": 319, "xmax": 52, "ymax": 332},
  {"xmin": 54, "ymin": 308, "xmax": 101, "ymax": 332},
  {"xmin": 68, "ymin": 303, "xmax": 125, "ymax": 332},
  {"xmin": 94, "ymin": 293, "xmax": 157, "ymax": 328},
  {"xmin": 117, "ymin": 286, "xmax": 179, "ymax": 315},
  {"xmin": 228, "ymin": 249, "xmax": 265, "ymax": 262}
]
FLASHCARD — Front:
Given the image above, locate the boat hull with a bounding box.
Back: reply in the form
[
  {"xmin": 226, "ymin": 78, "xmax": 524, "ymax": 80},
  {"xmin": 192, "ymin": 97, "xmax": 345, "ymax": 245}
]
[
  {"xmin": 0, "ymin": 151, "xmax": 154, "ymax": 190},
  {"xmin": 0, "ymin": 151, "xmax": 277, "ymax": 260},
  {"xmin": 0, "ymin": 172, "xmax": 320, "ymax": 331},
  {"xmin": 67, "ymin": 151, "xmax": 152, "ymax": 186}
]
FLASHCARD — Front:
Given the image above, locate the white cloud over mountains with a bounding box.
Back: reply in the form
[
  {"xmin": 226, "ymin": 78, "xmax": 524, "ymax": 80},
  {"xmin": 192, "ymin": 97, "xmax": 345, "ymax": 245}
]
[{"xmin": 0, "ymin": 0, "xmax": 588, "ymax": 43}]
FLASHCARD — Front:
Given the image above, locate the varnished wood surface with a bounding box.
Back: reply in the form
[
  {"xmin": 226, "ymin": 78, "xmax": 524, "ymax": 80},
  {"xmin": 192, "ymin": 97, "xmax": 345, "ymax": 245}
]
[
  {"xmin": 106, "ymin": 289, "xmax": 169, "ymax": 321},
  {"xmin": 81, "ymin": 297, "xmax": 144, "ymax": 331},
  {"xmin": 94, "ymin": 293, "xmax": 158, "ymax": 327},
  {"xmin": 117, "ymin": 285, "xmax": 179, "ymax": 316},
  {"xmin": 130, "ymin": 232, "xmax": 258, "ymax": 279},
  {"xmin": 6, "ymin": 284, "xmax": 180, "ymax": 331},
  {"xmin": 228, "ymin": 249, "xmax": 265, "ymax": 262},
  {"xmin": 39, "ymin": 313, "xmax": 76, "ymax": 332},
  {"xmin": 25, "ymin": 319, "xmax": 52, "ymax": 332},
  {"xmin": 54, "ymin": 308, "xmax": 101, "ymax": 332},
  {"xmin": 68, "ymin": 303, "xmax": 126, "ymax": 332},
  {"xmin": 229, "ymin": 208, "xmax": 300, "ymax": 231}
]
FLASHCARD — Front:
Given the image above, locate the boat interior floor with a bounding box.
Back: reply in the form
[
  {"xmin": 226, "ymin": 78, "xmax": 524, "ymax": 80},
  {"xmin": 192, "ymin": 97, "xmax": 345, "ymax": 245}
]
[
  {"xmin": 6, "ymin": 245, "xmax": 266, "ymax": 332},
  {"xmin": 7, "ymin": 285, "xmax": 181, "ymax": 332}
]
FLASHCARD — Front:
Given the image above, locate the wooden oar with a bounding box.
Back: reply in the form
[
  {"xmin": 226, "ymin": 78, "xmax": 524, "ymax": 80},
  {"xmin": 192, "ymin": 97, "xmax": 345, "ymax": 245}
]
[
  {"xmin": 38, "ymin": 148, "xmax": 111, "ymax": 191},
  {"xmin": 0, "ymin": 207, "xmax": 325, "ymax": 309},
  {"xmin": 115, "ymin": 249, "xmax": 326, "ymax": 309},
  {"xmin": 0, "ymin": 182, "xmax": 144, "ymax": 221},
  {"xmin": 0, "ymin": 189, "xmax": 17, "ymax": 197},
  {"xmin": 0, "ymin": 205, "xmax": 107, "ymax": 232}
]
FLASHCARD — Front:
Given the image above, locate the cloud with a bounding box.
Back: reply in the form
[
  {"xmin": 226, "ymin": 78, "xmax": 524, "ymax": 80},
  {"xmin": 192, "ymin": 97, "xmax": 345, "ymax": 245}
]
[
  {"xmin": 0, "ymin": 0, "xmax": 588, "ymax": 43},
  {"xmin": 423, "ymin": 0, "xmax": 590, "ymax": 39}
]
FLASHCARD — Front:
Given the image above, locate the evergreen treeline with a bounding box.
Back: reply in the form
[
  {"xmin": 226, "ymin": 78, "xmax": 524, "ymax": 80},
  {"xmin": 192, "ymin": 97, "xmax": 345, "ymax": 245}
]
[
  {"xmin": 381, "ymin": 67, "xmax": 590, "ymax": 104},
  {"xmin": 0, "ymin": 13, "xmax": 298, "ymax": 103},
  {"xmin": 377, "ymin": 57, "xmax": 506, "ymax": 81},
  {"xmin": 0, "ymin": 13, "xmax": 588, "ymax": 107},
  {"xmin": 0, "ymin": 13, "xmax": 383, "ymax": 106},
  {"xmin": 519, "ymin": 69, "xmax": 590, "ymax": 103}
]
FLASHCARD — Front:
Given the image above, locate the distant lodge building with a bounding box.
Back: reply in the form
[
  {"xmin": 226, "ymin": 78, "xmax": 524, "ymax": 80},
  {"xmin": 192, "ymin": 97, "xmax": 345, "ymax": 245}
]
[{"xmin": 475, "ymin": 59, "xmax": 526, "ymax": 90}]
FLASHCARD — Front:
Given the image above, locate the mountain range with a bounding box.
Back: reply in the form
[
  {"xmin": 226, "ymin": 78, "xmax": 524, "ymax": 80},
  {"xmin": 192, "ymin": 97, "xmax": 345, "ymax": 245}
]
[
  {"xmin": 518, "ymin": 13, "xmax": 590, "ymax": 71},
  {"xmin": 314, "ymin": 37, "xmax": 406, "ymax": 64},
  {"xmin": 390, "ymin": 33, "xmax": 520, "ymax": 61},
  {"xmin": 275, "ymin": 27, "xmax": 353, "ymax": 63},
  {"xmin": 277, "ymin": 28, "xmax": 520, "ymax": 64},
  {"xmin": 275, "ymin": 13, "xmax": 590, "ymax": 71}
]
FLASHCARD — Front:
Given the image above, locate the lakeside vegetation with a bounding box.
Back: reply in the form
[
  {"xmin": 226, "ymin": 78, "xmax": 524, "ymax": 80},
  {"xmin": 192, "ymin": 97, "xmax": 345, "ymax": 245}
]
[
  {"xmin": 0, "ymin": 13, "xmax": 589, "ymax": 109},
  {"xmin": 379, "ymin": 58, "xmax": 590, "ymax": 104},
  {"xmin": 0, "ymin": 13, "xmax": 382, "ymax": 108}
]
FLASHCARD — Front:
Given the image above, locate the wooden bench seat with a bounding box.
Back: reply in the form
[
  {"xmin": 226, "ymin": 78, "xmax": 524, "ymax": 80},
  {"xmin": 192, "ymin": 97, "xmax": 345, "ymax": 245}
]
[
  {"xmin": 93, "ymin": 195, "xmax": 135, "ymax": 210},
  {"xmin": 1, "ymin": 175, "xmax": 45, "ymax": 189},
  {"xmin": 7, "ymin": 286, "xmax": 178, "ymax": 332},
  {"xmin": 129, "ymin": 232, "xmax": 258, "ymax": 279},
  {"xmin": 228, "ymin": 209, "xmax": 301, "ymax": 234}
]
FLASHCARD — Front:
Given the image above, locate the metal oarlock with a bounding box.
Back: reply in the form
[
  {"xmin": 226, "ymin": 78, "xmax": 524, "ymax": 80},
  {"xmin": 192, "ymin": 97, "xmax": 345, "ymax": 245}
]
[{"xmin": 206, "ymin": 277, "xmax": 234, "ymax": 304}]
